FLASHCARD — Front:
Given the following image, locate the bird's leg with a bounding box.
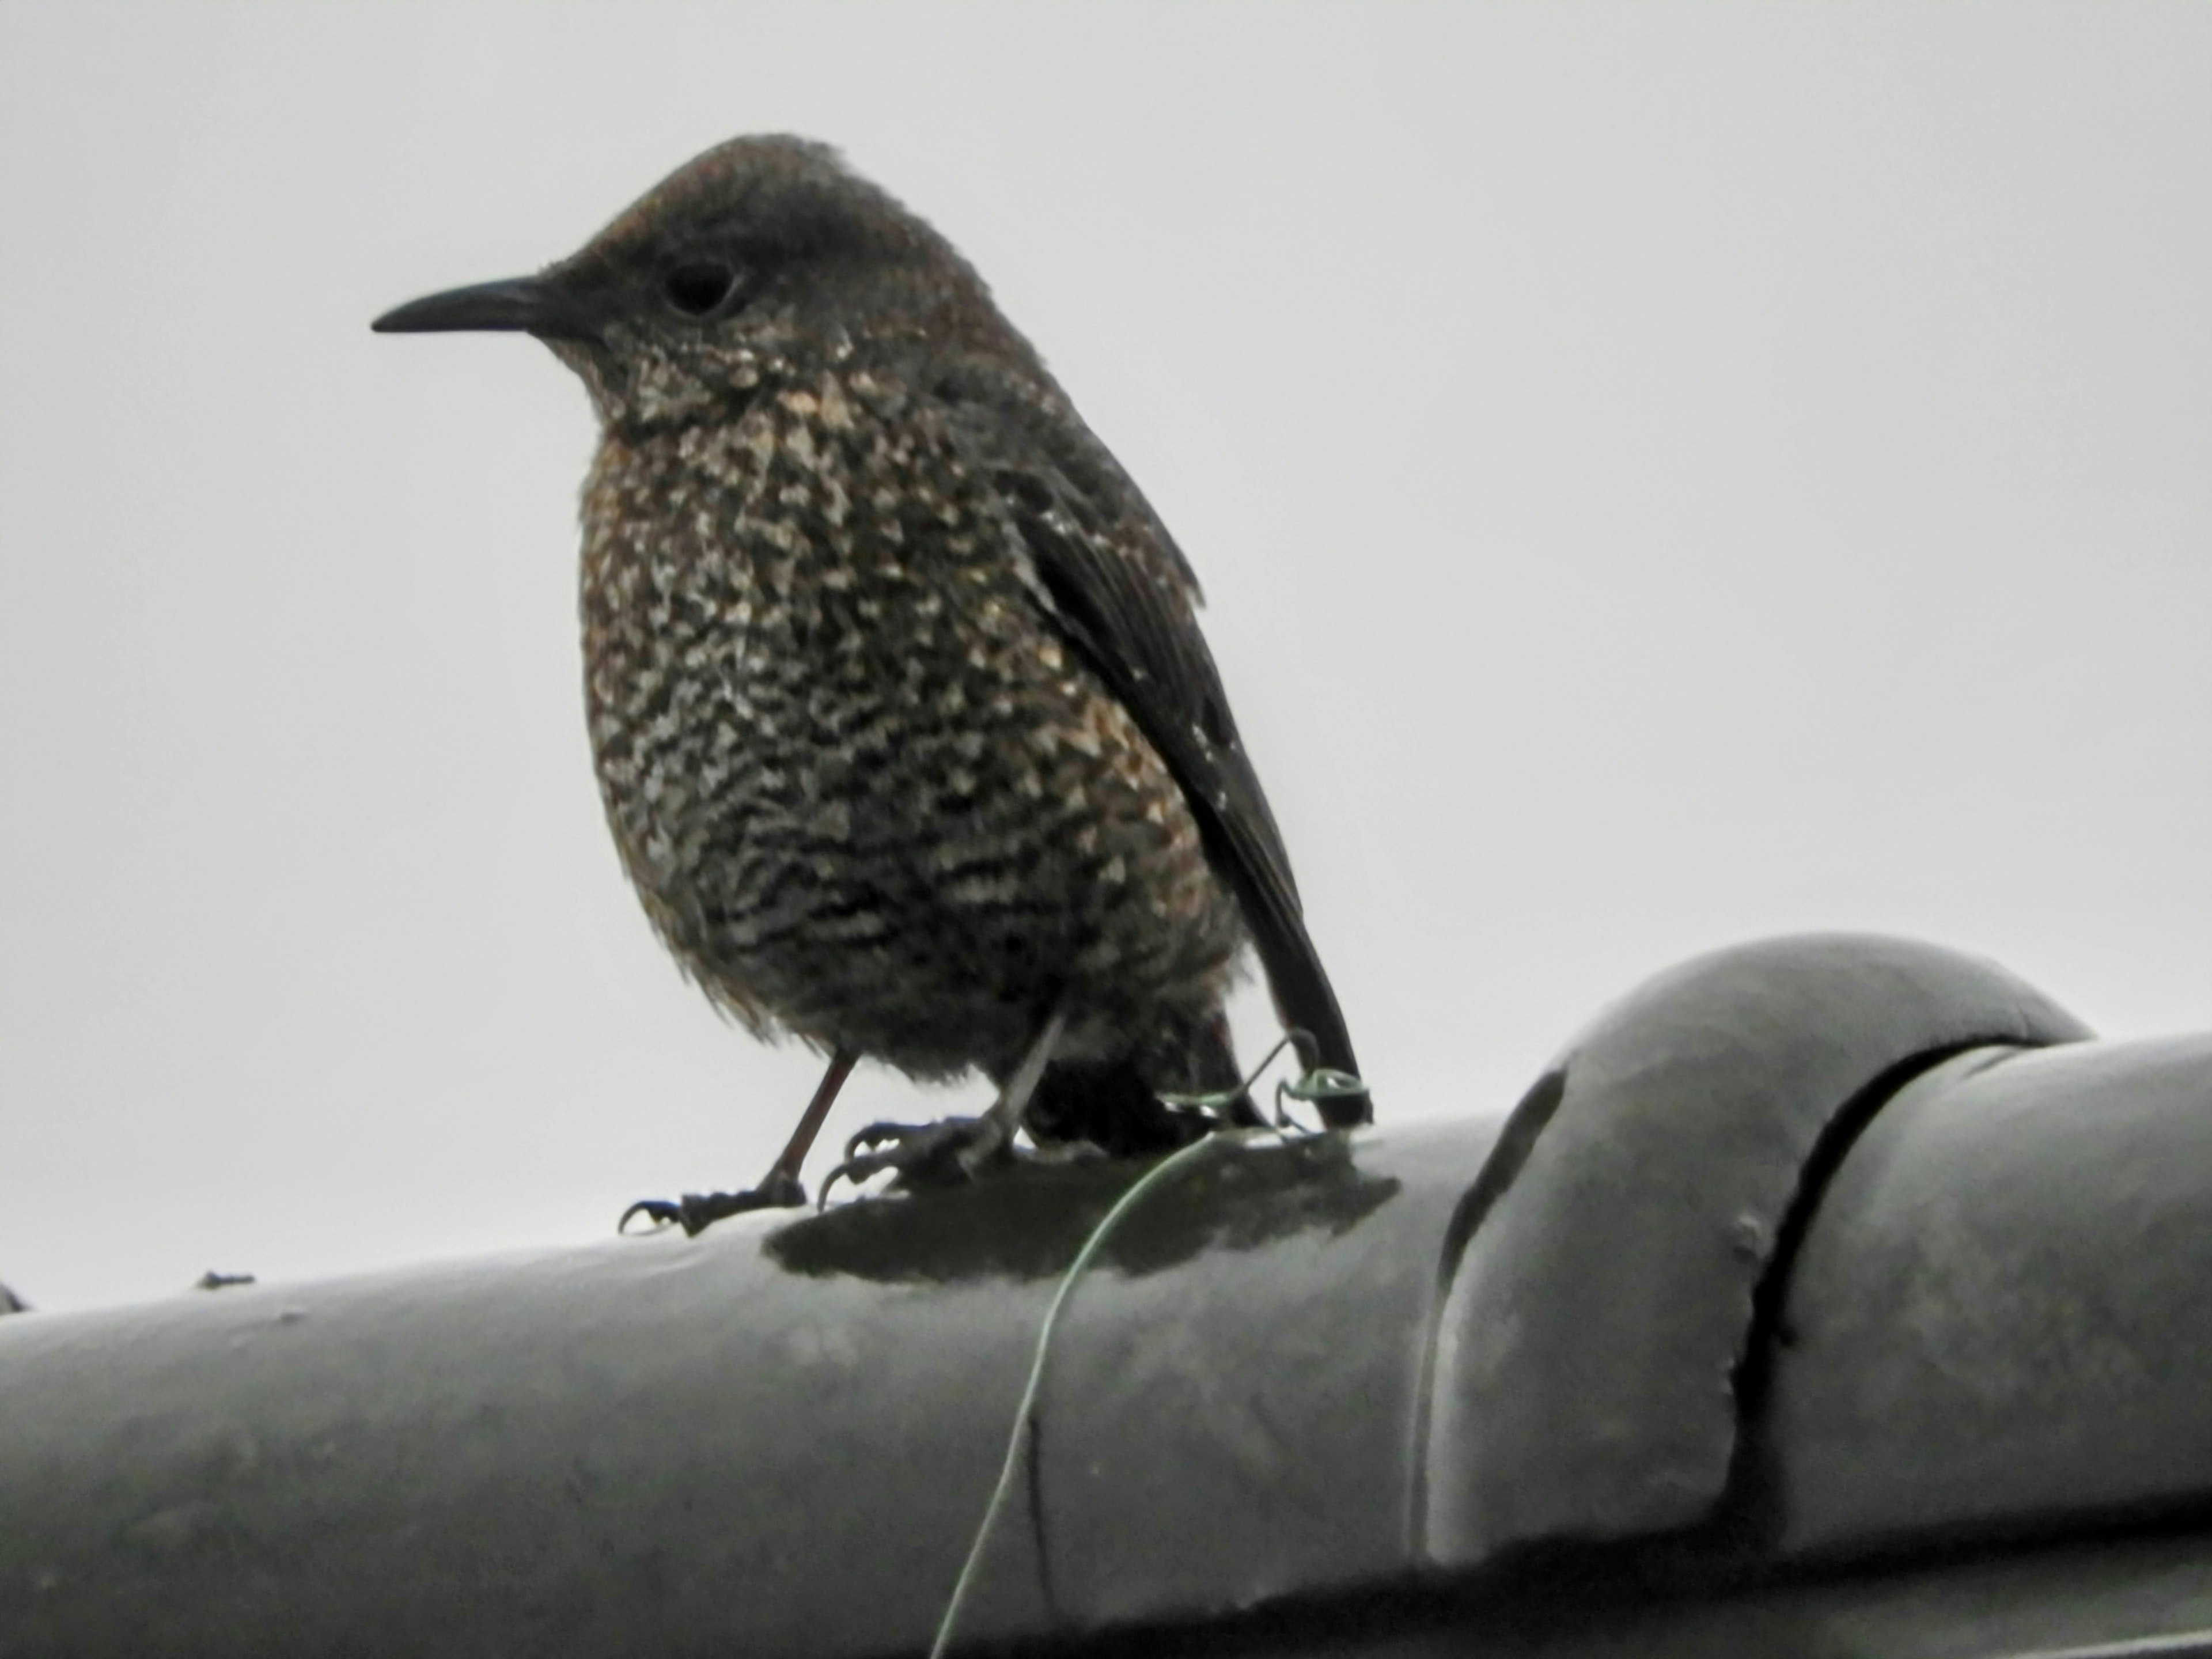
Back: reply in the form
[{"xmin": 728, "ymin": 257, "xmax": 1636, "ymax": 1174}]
[
  {"xmin": 820, "ymin": 1008, "xmax": 1069, "ymax": 1203},
  {"xmin": 620, "ymin": 1048, "xmax": 858, "ymax": 1236}
]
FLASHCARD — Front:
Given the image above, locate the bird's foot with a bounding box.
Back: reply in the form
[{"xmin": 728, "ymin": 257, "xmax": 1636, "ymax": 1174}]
[
  {"xmin": 818, "ymin": 1114, "xmax": 1022, "ymax": 1205},
  {"xmin": 619, "ymin": 1169, "xmax": 807, "ymax": 1237}
]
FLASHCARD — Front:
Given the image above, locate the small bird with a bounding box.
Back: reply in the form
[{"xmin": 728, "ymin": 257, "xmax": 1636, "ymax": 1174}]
[{"xmin": 374, "ymin": 136, "xmax": 1368, "ymax": 1230}]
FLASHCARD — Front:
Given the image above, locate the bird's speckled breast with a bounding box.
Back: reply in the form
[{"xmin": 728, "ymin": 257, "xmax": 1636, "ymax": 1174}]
[{"xmin": 578, "ymin": 369, "xmax": 1244, "ymax": 1079}]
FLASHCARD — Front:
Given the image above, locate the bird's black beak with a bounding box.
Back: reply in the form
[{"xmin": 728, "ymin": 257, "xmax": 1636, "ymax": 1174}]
[{"xmin": 372, "ymin": 274, "xmax": 593, "ymax": 340}]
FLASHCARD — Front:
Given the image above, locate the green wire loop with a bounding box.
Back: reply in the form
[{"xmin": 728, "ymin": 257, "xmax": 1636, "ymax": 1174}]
[
  {"xmin": 1156, "ymin": 1029, "xmax": 1366, "ymax": 1126},
  {"xmin": 1280, "ymin": 1066, "xmax": 1368, "ymax": 1101}
]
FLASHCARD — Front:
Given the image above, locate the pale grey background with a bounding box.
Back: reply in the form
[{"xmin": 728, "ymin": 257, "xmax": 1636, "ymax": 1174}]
[{"xmin": 3, "ymin": 3, "xmax": 2207, "ymax": 1312}]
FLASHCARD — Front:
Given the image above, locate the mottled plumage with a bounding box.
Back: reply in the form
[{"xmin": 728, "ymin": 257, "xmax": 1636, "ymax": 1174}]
[{"xmin": 375, "ymin": 136, "xmax": 1366, "ymax": 1219}]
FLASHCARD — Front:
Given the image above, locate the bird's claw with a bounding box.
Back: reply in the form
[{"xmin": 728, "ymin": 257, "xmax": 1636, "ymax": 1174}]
[
  {"xmin": 819, "ymin": 1115, "xmax": 1014, "ymax": 1206},
  {"xmin": 618, "ymin": 1169, "xmax": 807, "ymax": 1237},
  {"xmin": 618, "ymin": 1197, "xmax": 685, "ymax": 1233}
]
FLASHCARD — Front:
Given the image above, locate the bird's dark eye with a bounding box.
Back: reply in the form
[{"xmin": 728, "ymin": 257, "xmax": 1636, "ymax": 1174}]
[{"xmin": 663, "ymin": 260, "xmax": 741, "ymax": 317}]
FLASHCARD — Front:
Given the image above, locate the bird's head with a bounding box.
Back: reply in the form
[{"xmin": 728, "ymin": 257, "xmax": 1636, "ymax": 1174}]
[{"xmin": 374, "ymin": 135, "xmax": 1011, "ymax": 433}]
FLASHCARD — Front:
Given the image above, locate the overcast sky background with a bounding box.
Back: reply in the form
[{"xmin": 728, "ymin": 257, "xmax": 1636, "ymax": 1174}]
[{"xmin": 3, "ymin": 3, "xmax": 2207, "ymax": 1312}]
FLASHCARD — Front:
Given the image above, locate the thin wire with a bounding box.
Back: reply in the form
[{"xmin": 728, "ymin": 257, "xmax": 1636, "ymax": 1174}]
[
  {"xmin": 927, "ymin": 1131, "xmax": 1221, "ymax": 1659},
  {"xmin": 1154, "ymin": 1028, "xmax": 1306, "ymax": 1114},
  {"xmin": 929, "ymin": 1031, "xmax": 1367, "ymax": 1655}
]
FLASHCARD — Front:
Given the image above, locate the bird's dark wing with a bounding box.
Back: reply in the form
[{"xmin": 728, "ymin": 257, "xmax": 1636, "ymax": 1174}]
[{"xmin": 935, "ymin": 366, "xmax": 1368, "ymax": 1123}]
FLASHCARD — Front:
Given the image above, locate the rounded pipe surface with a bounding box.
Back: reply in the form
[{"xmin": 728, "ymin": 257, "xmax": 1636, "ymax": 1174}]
[
  {"xmin": 1765, "ymin": 1035, "xmax": 2212, "ymax": 1556},
  {"xmin": 0, "ymin": 1123, "xmax": 1501, "ymax": 1658},
  {"xmin": 1422, "ymin": 933, "xmax": 2091, "ymax": 1566}
]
